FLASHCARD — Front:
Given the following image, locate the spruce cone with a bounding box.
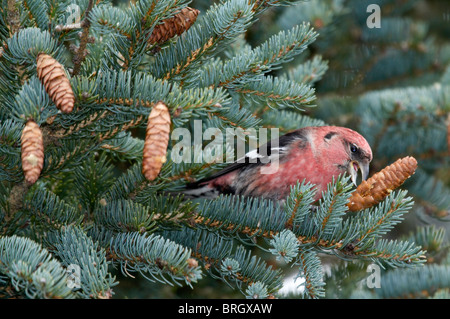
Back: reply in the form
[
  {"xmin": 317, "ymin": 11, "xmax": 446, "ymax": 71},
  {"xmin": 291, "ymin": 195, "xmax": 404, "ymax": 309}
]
[
  {"xmin": 142, "ymin": 101, "xmax": 171, "ymax": 181},
  {"xmin": 36, "ymin": 53, "xmax": 75, "ymax": 113},
  {"xmin": 347, "ymin": 156, "xmax": 418, "ymax": 212},
  {"xmin": 21, "ymin": 120, "xmax": 44, "ymax": 184},
  {"xmin": 149, "ymin": 7, "xmax": 199, "ymax": 45}
]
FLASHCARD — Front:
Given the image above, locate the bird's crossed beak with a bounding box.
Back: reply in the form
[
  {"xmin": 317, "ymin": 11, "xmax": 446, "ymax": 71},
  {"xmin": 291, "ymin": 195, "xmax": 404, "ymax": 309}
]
[{"xmin": 348, "ymin": 160, "xmax": 370, "ymax": 186}]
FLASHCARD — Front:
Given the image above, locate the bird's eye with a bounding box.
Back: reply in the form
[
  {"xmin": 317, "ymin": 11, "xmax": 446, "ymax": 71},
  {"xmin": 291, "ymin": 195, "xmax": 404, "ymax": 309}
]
[{"xmin": 350, "ymin": 144, "xmax": 358, "ymax": 153}]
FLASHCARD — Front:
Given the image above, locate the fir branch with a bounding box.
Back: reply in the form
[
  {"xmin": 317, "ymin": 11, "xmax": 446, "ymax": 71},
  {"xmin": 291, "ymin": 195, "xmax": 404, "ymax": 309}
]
[
  {"xmin": 4, "ymin": 27, "xmax": 63, "ymax": 68},
  {"xmin": 43, "ymin": 68, "xmax": 227, "ymax": 149},
  {"xmin": 162, "ymin": 226, "xmax": 234, "ymax": 271},
  {"xmin": 0, "ymin": 119, "xmax": 23, "ymax": 184},
  {"xmin": 260, "ymin": 110, "xmax": 326, "ymax": 133},
  {"xmin": 238, "ymin": 75, "xmax": 316, "ymax": 111},
  {"xmin": 353, "ymin": 191, "xmax": 415, "ymax": 251},
  {"xmin": 229, "ymin": 245, "xmax": 283, "ymax": 294},
  {"xmin": 45, "ymin": 225, "xmax": 117, "ymax": 299},
  {"xmin": 107, "ymin": 231, "xmax": 202, "ymax": 288},
  {"xmin": 71, "ymin": 153, "xmax": 115, "ymax": 212},
  {"xmin": 42, "ymin": 137, "xmax": 99, "ymax": 177},
  {"xmin": 150, "ymin": 0, "xmax": 255, "ymax": 82},
  {"xmin": 94, "ymin": 70, "xmax": 227, "ymax": 127},
  {"xmin": 100, "ymin": 131, "xmax": 144, "ymax": 162},
  {"xmin": 315, "ymin": 175, "xmax": 353, "ymax": 239},
  {"xmin": 282, "ymin": 55, "xmax": 329, "ymax": 86},
  {"xmin": 0, "ymin": 235, "xmax": 75, "ymax": 298},
  {"xmin": 269, "ymin": 229, "xmax": 299, "ymax": 263},
  {"xmin": 104, "ymin": 162, "xmax": 146, "ymax": 200},
  {"xmin": 207, "ymin": 101, "xmax": 261, "ymax": 131},
  {"xmin": 403, "ymin": 225, "xmax": 446, "ymax": 261},
  {"xmin": 25, "ymin": 188, "xmax": 82, "ymax": 228},
  {"xmin": 284, "ymin": 180, "xmax": 317, "ymax": 229},
  {"xmin": 195, "ymin": 194, "xmax": 287, "ymax": 239},
  {"xmin": 296, "ymin": 249, "xmax": 325, "ymax": 299},
  {"xmin": 94, "ymin": 198, "xmax": 157, "ymax": 234},
  {"xmin": 362, "ymin": 239, "xmax": 426, "ymax": 268},
  {"xmin": 190, "ymin": 23, "xmax": 317, "ymax": 90},
  {"xmin": 89, "ymin": 5, "xmax": 135, "ymax": 38},
  {"xmin": 377, "ymin": 265, "xmax": 450, "ymax": 298},
  {"xmin": 192, "ymin": 179, "xmax": 425, "ymax": 270},
  {"xmin": 164, "ymin": 227, "xmax": 283, "ymax": 296},
  {"xmin": 134, "ymin": 193, "xmax": 197, "ymax": 228},
  {"xmin": 407, "ymin": 169, "xmax": 450, "ymax": 220},
  {"xmin": 22, "ymin": 0, "xmax": 49, "ymax": 31},
  {"xmin": 10, "ymin": 76, "xmax": 53, "ymax": 122},
  {"xmin": 192, "ymin": 182, "xmax": 332, "ymax": 249}
]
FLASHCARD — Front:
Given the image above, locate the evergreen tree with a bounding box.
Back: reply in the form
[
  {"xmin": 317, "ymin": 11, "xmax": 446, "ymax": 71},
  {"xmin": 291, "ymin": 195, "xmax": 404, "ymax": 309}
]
[{"xmin": 0, "ymin": 0, "xmax": 448, "ymax": 299}]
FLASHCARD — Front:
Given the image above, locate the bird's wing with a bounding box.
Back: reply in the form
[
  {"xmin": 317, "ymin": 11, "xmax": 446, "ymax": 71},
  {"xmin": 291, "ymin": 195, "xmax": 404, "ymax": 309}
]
[{"xmin": 186, "ymin": 129, "xmax": 306, "ymax": 188}]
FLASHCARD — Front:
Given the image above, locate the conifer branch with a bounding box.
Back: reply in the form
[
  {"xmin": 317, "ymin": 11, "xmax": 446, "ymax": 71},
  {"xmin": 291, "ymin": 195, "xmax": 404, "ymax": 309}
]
[
  {"xmin": 165, "ymin": 227, "xmax": 283, "ymax": 294},
  {"xmin": 297, "ymin": 249, "xmax": 325, "ymax": 299},
  {"xmin": 45, "ymin": 226, "xmax": 117, "ymax": 299},
  {"xmin": 0, "ymin": 235, "xmax": 75, "ymax": 298},
  {"xmin": 105, "ymin": 231, "xmax": 202, "ymax": 288},
  {"xmin": 25, "ymin": 188, "xmax": 82, "ymax": 228},
  {"xmin": 377, "ymin": 265, "xmax": 450, "ymax": 298}
]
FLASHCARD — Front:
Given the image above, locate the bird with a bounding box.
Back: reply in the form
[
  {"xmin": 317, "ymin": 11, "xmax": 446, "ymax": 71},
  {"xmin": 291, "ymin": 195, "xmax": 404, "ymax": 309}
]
[{"xmin": 183, "ymin": 126, "xmax": 373, "ymax": 201}]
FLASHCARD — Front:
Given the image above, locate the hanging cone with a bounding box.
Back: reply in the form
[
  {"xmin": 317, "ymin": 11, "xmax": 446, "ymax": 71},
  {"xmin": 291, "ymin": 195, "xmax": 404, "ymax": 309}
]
[
  {"xmin": 36, "ymin": 53, "xmax": 75, "ymax": 113},
  {"xmin": 21, "ymin": 120, "xmax": 44, "ymax": 184},
  {"xmin": 148, "ymin": 7, "xmax": 199, "ymax": 45},
  {"xmin": 347, "ymin": 156, "xmax": 418, "ymax": 212},
  {"xmin": 142, "ymin": 101, "xmax": 171, "ymax": 181}
]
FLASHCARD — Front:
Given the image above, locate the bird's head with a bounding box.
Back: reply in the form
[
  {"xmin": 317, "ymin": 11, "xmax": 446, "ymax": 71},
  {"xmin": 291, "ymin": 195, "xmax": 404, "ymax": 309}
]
[{"xmin": 312, "ymin": 126, "xmax": 373, "ymax": 186}]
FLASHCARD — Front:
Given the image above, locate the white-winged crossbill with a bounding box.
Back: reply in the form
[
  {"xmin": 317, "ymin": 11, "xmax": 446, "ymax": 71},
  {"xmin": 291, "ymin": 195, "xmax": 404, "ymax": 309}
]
[{"xmin": 184, "ymin": 126, "xmax": 373, "ymax": 201}]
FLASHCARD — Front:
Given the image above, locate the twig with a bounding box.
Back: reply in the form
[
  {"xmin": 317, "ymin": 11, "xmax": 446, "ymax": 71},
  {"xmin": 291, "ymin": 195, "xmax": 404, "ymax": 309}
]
[
  {"xmin": 7, "ymin": 0, "xmax": 20, "ymax": 36},
  {"xmin": 54, "ymin": 23, "xmax": 82, "ymax": 32},
  {"xmin": 72, "ymin": 0, "xmax": 95, "ymax": 76}
]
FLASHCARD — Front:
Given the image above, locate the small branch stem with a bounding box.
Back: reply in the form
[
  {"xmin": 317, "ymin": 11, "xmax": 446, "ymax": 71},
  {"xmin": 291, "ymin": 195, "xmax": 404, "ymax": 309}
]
[
  {"xmin": 7, "ymin": 0, "xmax": 20, "ymax": 36},
  {"xmin": 72, "ymin": 0, "xmax": 94, "ymax": 76}
]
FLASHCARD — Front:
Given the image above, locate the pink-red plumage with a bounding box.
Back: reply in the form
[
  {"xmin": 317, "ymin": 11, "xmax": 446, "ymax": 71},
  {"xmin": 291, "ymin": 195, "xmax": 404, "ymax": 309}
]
[{"xmin": 185, "ymin": 126, "xmax": 372, "ymax": 201}]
